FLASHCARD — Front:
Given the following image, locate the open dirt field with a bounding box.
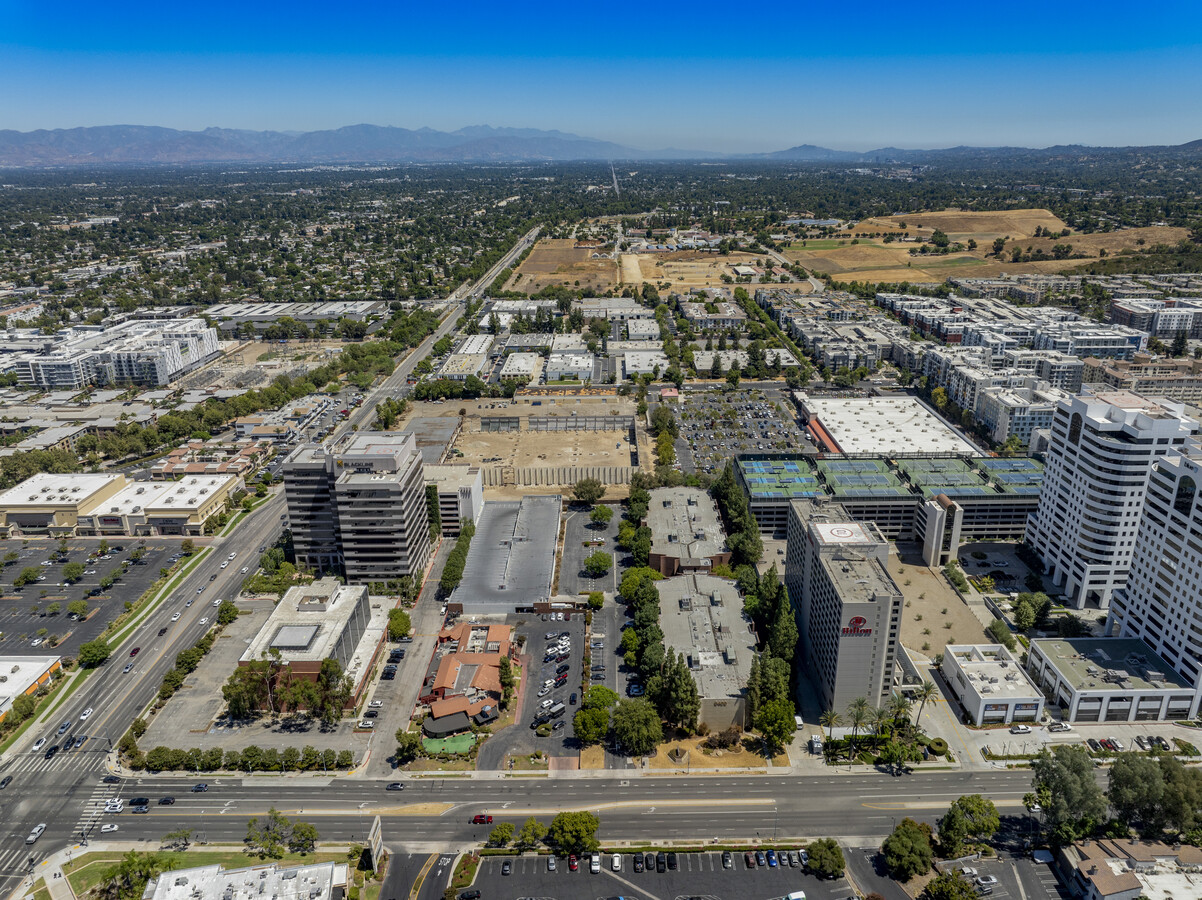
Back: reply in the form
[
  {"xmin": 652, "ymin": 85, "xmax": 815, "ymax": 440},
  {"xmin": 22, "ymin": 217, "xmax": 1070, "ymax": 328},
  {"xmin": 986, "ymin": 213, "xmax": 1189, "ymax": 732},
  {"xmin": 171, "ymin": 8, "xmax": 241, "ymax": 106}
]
[
  {"xmin": 630, "ymin": 250, "xmax": 770, "ymax": 292},
  {"xmin": 452, "ymin": 428, "xmax": 635, "ymax": 469},
  {"xmin": 505, "ymin": 238, "xmax": 619, "ymax": 293},
  {"xmin": 781, "ymin": 209, "xmax": 1190, "ymax": 283},
  {"xmin": 890, "ymin": 546, "xmax": 992, "ymax": 659}
]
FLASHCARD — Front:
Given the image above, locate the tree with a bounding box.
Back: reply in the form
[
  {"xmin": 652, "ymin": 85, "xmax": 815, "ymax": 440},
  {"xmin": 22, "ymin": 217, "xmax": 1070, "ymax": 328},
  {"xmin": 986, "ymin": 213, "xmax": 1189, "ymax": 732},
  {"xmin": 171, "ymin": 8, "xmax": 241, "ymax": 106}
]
[
  {"xmin": 395, "ymin": 729, "xmax": 423, "ymax": 764},
  {"xmin": 161, "ymin": 827, "xmax": 193, "ymax": 851},
  {"xmin": 923, "ymin": 872, "xmax": 979, "ymax": 900},
  {"xmin": 939, "ymin": 795, "xmax": 999, "ymax": 857},
  {"xmin": 288, "ymin": 821, "xmax": 320, "ymax": 854},
  {"xmin": 547, "ymin": 811, "xmax": 600, "ymax": 854},
  {"xmin": 768, "ymin": 598, "xmax": 798, "ymax": 661},
  {"xmin": 1013, "ymin": 599, "xmax": 1036, "ymax": 632},
  {"xmin": 590, "ymin": 505, "xmax": 614, "ymax": 528},
  {"xmin": 1031, "ymin": 745, "xmax": 1108, "ymax": 843},
  {"xmin": 584, "ymin": 551, "xmax": 612, "ymax": 578},
  {"xmin": 217, "ymin": 600, "xmax": 239, "ymax": 625},
  {"xmin": 497, "ymin": 655, "xmax": 515, "ymax": 704},
  {"xmin": 820, "ymin": 708, "xmax": 843, "ymax": 742},
  {"xmin": 726, "ymin": 370, "xmax": 740, "ymax": 389},
  {"xmin": 1108, "ymin": 752, "xmax": 1165, "ymax": 829},
  {"xmin": 987, "ymin": 618, "xmax": 1016, "ymax": 651},
  {"xmin": 913, "ymin": 681, "xmax": 938, "ymax": 727},
  {"xmin": 488, "ymin": 822, "xmax": 514, "ymax": 847},
  {"xmin": 68, "ymin": 599, "xmax": 89, "ymax": 619},
  {"xmin": 573, "ymin": 706, "xmax": 610, "ymax": 745},
  {"xmin": 13, "ymin": 566, "xmax": 41, "ymax": 587},
  {"xmin": 756, "ymin": 699, "xmax": 797, "ymax": 755},
  {"xmin": 1172, "ymin": 330, "xmax": 1189, "ymax": 357},
  {"xmin": 805, "ymin": 838, "xmax": 845, "ymax": 878},
  {"xmin": 515, "ymin": 816, "xmax": 548, "ymax": 851},
  {"xmin": 180, "ymin": 539, "xmax": 195, "ymax": 555},
  {"xmin": 78, "ymin": 638, "xmax": 112, "ymax": 668},
  {"xmin": 94, "ymin": 851, "xmax": 178, "ymax": 900},
  {"xmin": 387, "ymin": 608, "xmax": 411, "ymax": 641},
  {"xmin": 62, "ymin": 562, "xmax": 85, "ymax": 583},
  {"xmin": 245, "ymin": 807, "xmax": 292, "ymax": 859},
  {"xmin": 882, "ymin": 817, "xmax": 934, "ymax": 879},
  {"xmin": 612, "ymin": 698, "xmax": 663, "ymax": 756},
  {"xmin": 649, "ymin": 405, "xmax": 679, "ymax": 437},
  {"xmin": 572, "ymin": 478, "xmax": 606, "ymax": 505}
]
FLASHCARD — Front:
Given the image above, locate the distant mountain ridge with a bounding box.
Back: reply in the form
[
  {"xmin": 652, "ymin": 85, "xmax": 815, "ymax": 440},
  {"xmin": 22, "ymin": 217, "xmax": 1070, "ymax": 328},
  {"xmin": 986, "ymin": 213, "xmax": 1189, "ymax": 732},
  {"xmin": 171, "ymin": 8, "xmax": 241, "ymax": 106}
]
[{"xmin": 0, "ymin": 124, "xmax": 1197, "ymax": 166}]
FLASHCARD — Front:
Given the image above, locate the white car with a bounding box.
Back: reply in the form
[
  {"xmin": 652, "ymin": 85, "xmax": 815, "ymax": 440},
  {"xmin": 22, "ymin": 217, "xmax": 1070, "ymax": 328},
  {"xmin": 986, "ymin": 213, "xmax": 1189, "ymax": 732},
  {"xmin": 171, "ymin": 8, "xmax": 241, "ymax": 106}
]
[
  {"xmin": 228, "ymin": 552, "xmax": 237, "ymax": 560},
  {"xmin": 199, "ymin": 617, "xmax": 209, "ymax": 626},
  {"xmin": 25, "ymin": 824, "xmax": 46, "ymax": 844},
  {"xmin": 101, "ymin": 824, "xmax": 119, "ymax": 833},
  {"xmin": 590, "ymin": 853, "xmax": 601, "ymax": 874},
  {"xmin": 105, "ymin": 800, "xmax": 123, "ymax": 813},
  {"xmin": 1010, "ymin": 724, "xmax": 1032, "ymax": 734},
  {"xmin": 171, "ymin": 612, "xmax": 181, "ymax": 622},
  {"xmin": 369, "ymin": 700, "xmax": 384, "ymax": 708},
  {"xmin": 977, "ymin": 875, "xmax": 999, "ymax": 887},
  {"xmin": 358, "ymin": 720, "xmax": 375, "ymax": 729},
  {"xmin": 80, "ymin": 708, "xmax": 93, "ymax": 720},
  {"xmin": 612, "ymin": 853, "xmax": 621, "ymax": 871},
  {"xmin": 30, "ymin": 638, "xmax": 43, "ymax": 647},
  {"xmin": 537, "ymin": 687, "xmax": 551, "ymax": 698},
  {"xmin": 960, "ymin": 867, "xmax": 978, "ymax": 878},
  {"xmin": 241, "ymin": 567, "xmax": 249, "ymax": 574},
  {"xmin": 540, "ymin": 698, "xmax": 553, "ymax": 709},
  {"xmin": 220, "ymin": 562, "xmax": 228, "ymax": 569},
  {"xmin": 543, "ymin": 679, "xmax": 554, "ymax": 688},
  {"xmin": 213, "ymin": 598, "xmax": 222, "ymax": 607},
  {"xmin": 32, "ymin": 738, "xmax": 46, "ymax": 751}
]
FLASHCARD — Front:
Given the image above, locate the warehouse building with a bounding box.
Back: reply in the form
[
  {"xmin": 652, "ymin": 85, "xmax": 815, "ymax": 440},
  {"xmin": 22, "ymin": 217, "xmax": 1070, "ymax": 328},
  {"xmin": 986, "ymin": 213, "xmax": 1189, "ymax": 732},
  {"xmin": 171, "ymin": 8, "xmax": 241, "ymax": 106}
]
[{"xmin": 645, "ymin": 487, "xmax": 731, "ymax": 576}]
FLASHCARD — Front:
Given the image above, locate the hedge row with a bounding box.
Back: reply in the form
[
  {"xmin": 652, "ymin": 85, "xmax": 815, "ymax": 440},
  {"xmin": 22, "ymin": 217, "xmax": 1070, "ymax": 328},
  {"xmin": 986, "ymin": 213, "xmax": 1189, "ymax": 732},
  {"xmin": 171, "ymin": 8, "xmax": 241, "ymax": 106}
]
[
  {"xmin": 438, "ymin": 521, "xmax": 476, "ymax": 593},
  {"xmin": 130, "ymin": 744, "xmax": 354, "ymax": 773}
]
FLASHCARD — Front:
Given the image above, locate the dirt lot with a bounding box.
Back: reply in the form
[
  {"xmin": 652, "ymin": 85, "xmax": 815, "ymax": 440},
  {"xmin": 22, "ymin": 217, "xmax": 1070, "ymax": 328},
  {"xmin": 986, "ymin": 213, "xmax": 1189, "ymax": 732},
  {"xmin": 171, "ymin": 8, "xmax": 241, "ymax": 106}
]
[
  {"xmin": 781, "ymin": 208, "xmax": 1189, "ymax": 283},
  {"xmin": 505, "ymin": 238, "xmax": 619, "ymax": 293},
  {"xmin": 179, "ymin": 339, "xmax": 346, "ymax": 391},
  {"xmin": 631, "ymin": 250, "xmax": 773, "ymax": 292}
]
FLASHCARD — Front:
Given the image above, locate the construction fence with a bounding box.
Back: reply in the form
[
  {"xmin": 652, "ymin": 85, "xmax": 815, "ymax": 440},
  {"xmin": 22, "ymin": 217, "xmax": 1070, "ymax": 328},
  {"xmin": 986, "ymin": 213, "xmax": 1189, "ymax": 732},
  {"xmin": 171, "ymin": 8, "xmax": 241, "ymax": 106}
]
[{"xmin": 482, "ymin": 465, "xmax": 636, "ymax": 487}]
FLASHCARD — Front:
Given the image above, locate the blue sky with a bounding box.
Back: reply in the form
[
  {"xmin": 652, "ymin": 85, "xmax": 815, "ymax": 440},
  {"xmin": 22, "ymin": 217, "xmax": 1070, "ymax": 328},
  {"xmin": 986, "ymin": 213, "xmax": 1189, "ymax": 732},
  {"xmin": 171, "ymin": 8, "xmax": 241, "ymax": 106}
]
[{"xmin": 3, "ymin": 1, "xmax": 1201, "ymax": 152}]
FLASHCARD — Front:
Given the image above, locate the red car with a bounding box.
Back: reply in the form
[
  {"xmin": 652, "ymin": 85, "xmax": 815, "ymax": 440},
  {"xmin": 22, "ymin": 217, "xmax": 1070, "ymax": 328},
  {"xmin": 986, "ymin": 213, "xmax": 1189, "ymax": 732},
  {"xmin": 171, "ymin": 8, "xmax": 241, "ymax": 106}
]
[
  {"xmin": 130, "ymin": 647, "xmax": 141, "ymax": 657},
  {"xmin": 471, "ymin": 814, "xmax": 493, "ymax": 824},
  {"xmin": 568, "ymin": 854, "xmax": 578, "ymax": 871}
]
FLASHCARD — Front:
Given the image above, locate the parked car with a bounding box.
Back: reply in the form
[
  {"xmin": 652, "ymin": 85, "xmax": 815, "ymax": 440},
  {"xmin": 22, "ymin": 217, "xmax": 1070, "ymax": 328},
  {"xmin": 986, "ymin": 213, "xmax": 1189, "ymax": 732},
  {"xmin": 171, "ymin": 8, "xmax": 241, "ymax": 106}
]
[
  {"xmin": 1087, "ymin": 738, "xmax": 1103, "ymax": 752},
  {"xmin": 547, "ymin": 856, "xmax": 556, "ymax": 872},
  {"xmin": 666, "ymin": 852, "xmax": 678, "ymax": 870},
  {"xmin": 766, "ymin": 849, "xmax": 778, "ymax": 867},
  {"xmin": 1010, "ymin": 723, "xmax": 1031, "ymax": 734},
  {"xmin": 568, "ymin": 854, "xmax": 578, "ymax": 871},
  {"xmin": 501, "ymin": 861, "xmax": 511, "ymax": 876},
  {"xmin": 745, "ymin": 851, "xmax": 757, "ymax": 868},
  {"xmin": 633, "ymin": 854, "xmax": 643, "ymax": 872}
]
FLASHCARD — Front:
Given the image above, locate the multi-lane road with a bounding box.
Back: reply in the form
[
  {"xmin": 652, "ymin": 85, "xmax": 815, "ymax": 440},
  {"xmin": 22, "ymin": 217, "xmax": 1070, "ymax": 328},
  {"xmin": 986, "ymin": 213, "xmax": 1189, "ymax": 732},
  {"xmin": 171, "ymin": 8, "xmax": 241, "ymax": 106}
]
[{"xmin": 0, "ymin": 224, "xmax": 1043, "ymax": 900}]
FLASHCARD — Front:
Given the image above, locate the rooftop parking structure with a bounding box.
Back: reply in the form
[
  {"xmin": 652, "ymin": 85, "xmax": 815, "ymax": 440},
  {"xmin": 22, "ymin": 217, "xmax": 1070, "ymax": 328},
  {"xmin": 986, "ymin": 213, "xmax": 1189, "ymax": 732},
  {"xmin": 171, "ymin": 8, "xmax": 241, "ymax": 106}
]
[{"xmin": 896, "ymin": 457, "xmax": 996, "ymax": 499}]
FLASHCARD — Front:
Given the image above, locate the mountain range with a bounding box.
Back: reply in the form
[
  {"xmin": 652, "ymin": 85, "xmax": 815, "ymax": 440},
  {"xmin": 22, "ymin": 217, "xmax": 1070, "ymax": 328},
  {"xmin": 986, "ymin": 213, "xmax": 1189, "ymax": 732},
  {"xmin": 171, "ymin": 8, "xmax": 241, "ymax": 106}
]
[{"xmin": 0, "ymin": 124, "xmax": 1198, "ymax": 166}]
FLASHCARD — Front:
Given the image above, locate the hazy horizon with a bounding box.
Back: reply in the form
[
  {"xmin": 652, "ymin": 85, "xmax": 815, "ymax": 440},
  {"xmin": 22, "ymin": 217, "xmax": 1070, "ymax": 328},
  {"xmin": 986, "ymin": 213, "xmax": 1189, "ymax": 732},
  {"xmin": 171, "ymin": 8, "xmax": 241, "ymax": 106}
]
[{"xmin": 4, "ymin": 1, "xmax": 1202, "ymax": 153}]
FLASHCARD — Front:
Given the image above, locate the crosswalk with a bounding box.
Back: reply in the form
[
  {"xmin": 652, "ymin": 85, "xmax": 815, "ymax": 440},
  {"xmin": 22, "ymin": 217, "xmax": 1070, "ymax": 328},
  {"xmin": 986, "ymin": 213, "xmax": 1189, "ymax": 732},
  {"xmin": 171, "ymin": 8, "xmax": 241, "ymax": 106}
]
[
  {"xmin": 6, "ymin": 748, "xmax": 108, "ymax": 777},
  {"xmin": 73, "ymin": 779, "xmax": 125, "ymax": 841}
]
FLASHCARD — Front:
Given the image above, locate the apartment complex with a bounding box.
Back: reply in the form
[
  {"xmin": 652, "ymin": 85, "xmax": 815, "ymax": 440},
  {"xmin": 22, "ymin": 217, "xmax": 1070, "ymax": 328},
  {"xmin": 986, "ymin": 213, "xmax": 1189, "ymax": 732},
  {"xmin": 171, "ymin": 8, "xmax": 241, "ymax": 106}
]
[
  {"xmin": 1026, "ymin": 391, "xmax": 1197, "ymax": 609},
  {"xmin": 784, "ymin": 500, "xmax": 903, "ymax": 713},
  {"xmin": 10, "ymin": 318, "xmax": 220, "ymax": 389},
  {"xmin": 1081, "ymin": 353, "xmax": 1202, "ymax": 404},
  {"xmin": 1108, "ymin": 442, "xmax": 1202, "ymax": 690},
  {"xmin": 283, "ymin": 433, "xmax": 431, "ymax": 581}
]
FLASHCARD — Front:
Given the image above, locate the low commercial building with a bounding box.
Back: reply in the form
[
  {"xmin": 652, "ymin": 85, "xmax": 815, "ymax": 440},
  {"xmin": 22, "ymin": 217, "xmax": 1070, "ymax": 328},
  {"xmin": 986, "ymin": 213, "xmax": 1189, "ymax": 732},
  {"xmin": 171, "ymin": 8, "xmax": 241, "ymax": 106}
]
[
  {"xmin": 240, "ymin": 579, "xmax": 385, "ymax": 707},
  {"xmin": 419, "ymin": 622, "xmax": 517, "ymax": 736},
  {"xmin": 1056, "ymin": 839, "xmax": 1202, "ymax": 900},
  {"xmin": 784, "ymin": 501, "xmax": 903, "ymax": 713},
  {"xmin": 941, "ymin": 644, "xmax": 1044, "ymax": 726},
  {"xmin": 0, "ymin": 657, "xmax": 62, "ymax": 724},
  {"xmin": 439, "ymin": 353, "xmax": 489, "ymax": 382},
  {"xmin": 143, "ymin": 861, "xmax": 349, "ymax": 900},
  {"xmin": 680, "ymin": 301, "xmax": 748, "ymax": 330},
  {"xmin": 0, "ymin": 472, "xmax": 125, "ymax": 536},
  {"xmin": 545, "ymin": 351, "xmax": 595, "ymax": 382},
  {"xmin": 204, "ymin": 300, "xmax": 385, "ymax": 334},
  {"xmin": 626, "ymin": 319, "xmax": 661, "ymax": 340},
  {"xmin": 573, "ymin": 298, "xmax": 654, "ymax": 320},
  {"xmin": 622, "ymin": 350, "xmax": 670, "ymax": 378},
  {"xmin": 645, "ymin": 487, "xmax": 731, "ymax": 576},
  {"xmin": 498, "ymin": 352, "xmax": 541, "ymax": 383},
  {"xmin": 78, "ymin": 474, "xmax": 242, "ymax": 536},
  {"xmin": 423, "ymin": 464, "xmax": 484, "ymax": 537},
  {"xmin": 150, "ymin": 439, "xmax": 273, "ymax": 480},
  {"xmin": 1026, "ymin": 637, "xmax": 1199, "ymax": 723},
  {"xmin": 657, "ymin": 573, "xmax": 756, "ymax": 729}
]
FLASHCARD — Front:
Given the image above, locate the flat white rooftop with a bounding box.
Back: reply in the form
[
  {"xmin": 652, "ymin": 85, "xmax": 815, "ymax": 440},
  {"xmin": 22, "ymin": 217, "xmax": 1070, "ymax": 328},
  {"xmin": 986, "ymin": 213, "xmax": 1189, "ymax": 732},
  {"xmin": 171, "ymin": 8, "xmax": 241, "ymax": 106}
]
[
  {"xmin": 0, "ymin": 472, "xmax": 122, "ymax": 508},
  {"xmin": 804, "ymin": 396, "xmax": 979, "ymax": 456}
]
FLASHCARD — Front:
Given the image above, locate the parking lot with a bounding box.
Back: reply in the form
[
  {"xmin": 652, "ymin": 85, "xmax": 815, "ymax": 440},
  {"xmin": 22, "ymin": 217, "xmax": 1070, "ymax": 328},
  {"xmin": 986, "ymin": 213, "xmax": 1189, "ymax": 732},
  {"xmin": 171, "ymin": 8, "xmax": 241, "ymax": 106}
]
[
  {"xmin": 477, "ymin": 614, "xmax": 587, "ymax": 768},
  {"xmin": 670, "ymin": 389, "xmax": 808, "ymax": 475},
  {"xmin": 468, "ymin": 849, "xmax": 857, "ymax": 900},
  {"xmin": 0, "ymin": 539, "xmax": 179, "ymax": 655},
  {"xmin": 559, "ymin": 505, "xmax": 622, "ymax": 595}
]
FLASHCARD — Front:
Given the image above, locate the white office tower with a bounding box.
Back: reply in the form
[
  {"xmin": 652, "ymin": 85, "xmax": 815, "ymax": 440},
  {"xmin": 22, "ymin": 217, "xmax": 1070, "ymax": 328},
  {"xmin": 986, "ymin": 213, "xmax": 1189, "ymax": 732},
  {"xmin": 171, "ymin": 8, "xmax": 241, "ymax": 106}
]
[
  {"xmin": 1026, "ymin": 391, "xmax": 1196, "ymax": 609},
  {"xmin": 1109, "ymin": 442, "xmax": 1202, "ymax": 689}
]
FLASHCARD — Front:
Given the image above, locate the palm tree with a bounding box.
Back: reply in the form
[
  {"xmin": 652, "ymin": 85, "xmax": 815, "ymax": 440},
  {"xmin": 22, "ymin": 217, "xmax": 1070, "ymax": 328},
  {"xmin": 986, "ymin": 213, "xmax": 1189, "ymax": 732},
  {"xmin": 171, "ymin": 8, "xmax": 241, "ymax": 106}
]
[
  {"xmin": 819, "ymin": 708, "xmax": 842, "ymax": 742},
  {"xmin": 888, "ymin": 691, "xmax": 912, "ymax": 731},
  {"xmin": 870, "ymin": 705, "xmax": 890, "ymax": 739},
  {"xmin": 913, "ymin": 681, "xmax": 938, "ymax": 729},
  {"xmin": 847, "ymin": 697, "xmax": 869, "ymax": 756}
]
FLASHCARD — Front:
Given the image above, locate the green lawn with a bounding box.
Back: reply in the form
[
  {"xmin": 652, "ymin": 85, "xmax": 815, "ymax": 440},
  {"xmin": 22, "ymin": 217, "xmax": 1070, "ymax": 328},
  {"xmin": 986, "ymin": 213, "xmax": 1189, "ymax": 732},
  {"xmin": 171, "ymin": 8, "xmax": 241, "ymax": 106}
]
[{"xmin": 422, "ymin": 734, "xmax": 476, "ymax": 754}]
